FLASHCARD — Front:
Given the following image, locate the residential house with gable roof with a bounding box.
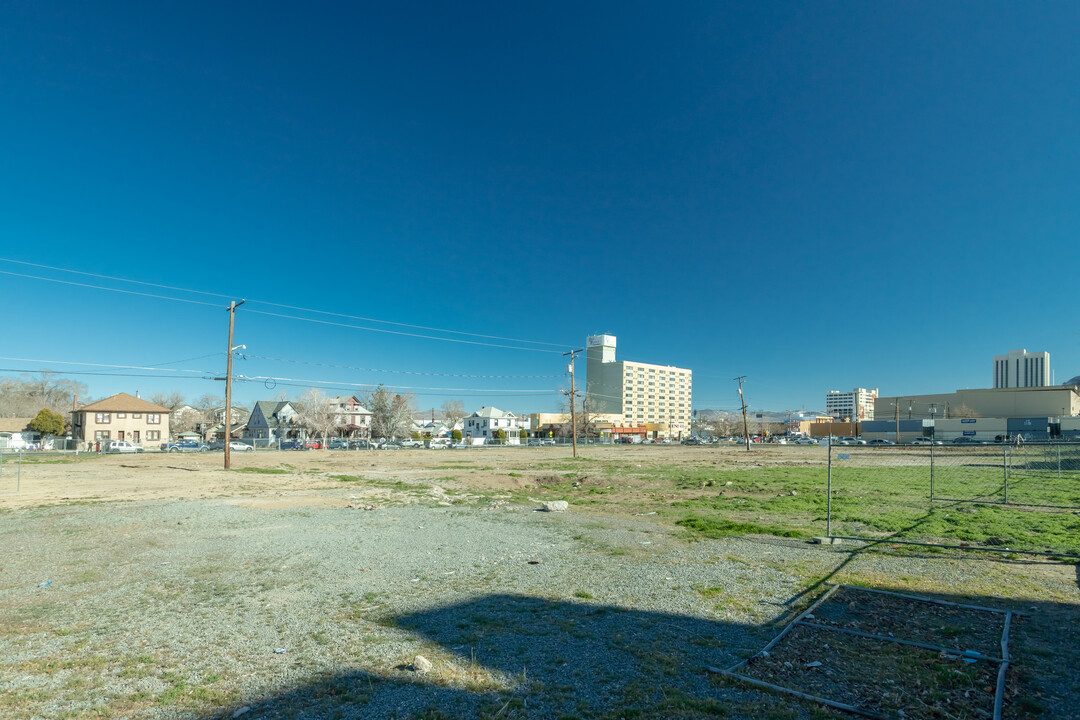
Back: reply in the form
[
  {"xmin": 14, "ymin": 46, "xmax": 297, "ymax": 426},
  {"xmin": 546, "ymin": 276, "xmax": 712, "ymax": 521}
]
[
  {"xmin": 71, "ymin": 393, "xmax": 171, "ymax": 447},
  {"xmin": 463, "ymin": 406, "xmax": 527, "ymax": 445},
  {"xmin": 332, "ymin": 396, "xmax": 372, "ymax": 439},
  {"xmin": 243, "ymin": 401, "xmax": 303, "ymax": 447}
]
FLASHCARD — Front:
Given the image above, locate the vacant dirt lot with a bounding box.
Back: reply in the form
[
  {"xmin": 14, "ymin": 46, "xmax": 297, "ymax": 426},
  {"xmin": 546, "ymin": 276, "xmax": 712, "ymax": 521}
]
[
  {"xmin": 0, "ymin": 444, "xmax": 823, "ymax": 508},
  {"xmin": 1, "ymin": 446, "xmax": 1077, "ymax": 719}
]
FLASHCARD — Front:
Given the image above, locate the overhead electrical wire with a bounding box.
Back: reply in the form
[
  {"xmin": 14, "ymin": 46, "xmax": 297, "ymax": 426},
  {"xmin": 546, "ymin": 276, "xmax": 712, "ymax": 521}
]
[
  {"xmin": 241, "ymin": 373, "xmax": 555, "ymax": 394},
  {"xmin": 243, "ymin": 354, "xmax": 560, "ymax": 379},
  {"xmin": 0, "ymin": 356, "xmax": 213, "ymax": 375},
  {"xmin": 0, "ymin": 367, "xmax": 213, "ymax": 381},
  {"xmin": 242, "ymin": 308, "xmax": 566, "ymax": 353},
  {"xmin": 0, "ymin": 269, "xmax": 220, "ymax": 308},
  {"xmin": 0, "ymin": 257, "xmax": 571, "ymax": 351},
  {"xmin": 245, "ymin": 378, "xmax": 561, "ymax": 400}
]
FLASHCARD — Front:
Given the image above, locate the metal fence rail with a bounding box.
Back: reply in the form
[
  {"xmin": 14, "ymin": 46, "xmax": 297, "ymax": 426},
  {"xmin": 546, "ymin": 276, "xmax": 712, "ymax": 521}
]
[{"xmin": 826, "ymin": 442, "xmax": 1080, "ymax": 557}]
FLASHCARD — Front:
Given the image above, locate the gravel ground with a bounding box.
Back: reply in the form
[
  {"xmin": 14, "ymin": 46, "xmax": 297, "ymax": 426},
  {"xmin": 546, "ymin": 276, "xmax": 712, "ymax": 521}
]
[{"xmin": 2, "ymin": 483, "xmax": 1078, "ymax": 719}]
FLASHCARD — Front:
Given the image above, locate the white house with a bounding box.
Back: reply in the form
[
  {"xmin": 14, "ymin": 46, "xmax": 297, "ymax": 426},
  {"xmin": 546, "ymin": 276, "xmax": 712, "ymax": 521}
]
[{"xmin": 463, "ymin": 407, "xmax": 526, "ymax": 445}]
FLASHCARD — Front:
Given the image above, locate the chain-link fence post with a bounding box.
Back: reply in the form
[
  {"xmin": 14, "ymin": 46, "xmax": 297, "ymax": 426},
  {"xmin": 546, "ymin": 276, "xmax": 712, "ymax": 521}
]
[
  {"xmin": 826, "ymin": 439, "xmax": 833, "ymax": 537},
  {"xmin": 929, "ymin": 442, "xmax": 935, "ymax": 503},
  {"xmin": 1003, "ymin": 444, "xmax": 1009, "ymax": 505}
]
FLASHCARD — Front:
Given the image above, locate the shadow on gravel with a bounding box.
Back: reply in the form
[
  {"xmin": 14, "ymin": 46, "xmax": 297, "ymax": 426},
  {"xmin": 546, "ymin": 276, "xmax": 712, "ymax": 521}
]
[
  {"xmin": 188, "ymin": 584, "xmax": 1080, "ymax": 720},
  {"xmin": 194, "ymin": 594, "xmax": 763, "ymax": 720}
]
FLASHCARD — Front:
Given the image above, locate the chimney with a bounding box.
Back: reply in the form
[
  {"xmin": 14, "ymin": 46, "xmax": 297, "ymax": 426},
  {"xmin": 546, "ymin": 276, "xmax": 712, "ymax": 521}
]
[{"xmin": 73, "ymin": 394, "xmax": 78, "ymax": 410}]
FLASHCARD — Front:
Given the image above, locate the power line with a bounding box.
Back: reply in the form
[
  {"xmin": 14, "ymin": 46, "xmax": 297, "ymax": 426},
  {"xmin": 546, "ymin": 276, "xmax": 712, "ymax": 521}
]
[
  {"xmin": 241, "ymin": 373, "xmax": 555, "ymax": 394},
  {"xmin": 243, "ymin": 376, "xmax": 561, "ymax": 400},
  {"xmin": 243, "ymin": 308, "xmax": 566, "ymax": 353},
  {"xmin": 0, "ymin": 257, "xmax": 571, "ymax": 350},
  {"xmin": 148, "ymin": 352, "xmax": 221, "ymax": 367},
  {"xmin": 0, "ymin": 356, "xmax": 213, "ymax": 375},
  {"xmin": 0, "ymin": 367, "xmax": 214, "ymax": 381},
  {"xmin": 0, "ymin": 269, "xmax": 220, "ymax": 307},
  {"xmin": 243, "ymin": 354, "xmax": 560, "ymax": 379}
]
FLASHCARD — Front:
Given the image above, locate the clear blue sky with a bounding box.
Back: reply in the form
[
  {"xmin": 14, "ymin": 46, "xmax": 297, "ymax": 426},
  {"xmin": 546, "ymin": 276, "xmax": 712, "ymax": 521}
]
[{"xmin": 2, "ymin": 1, "xmax": 1078, "ymax": 415}]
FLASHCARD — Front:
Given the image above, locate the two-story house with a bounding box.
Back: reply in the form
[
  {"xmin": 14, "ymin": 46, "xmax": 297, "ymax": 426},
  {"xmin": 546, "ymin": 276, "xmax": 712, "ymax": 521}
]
[
  {"xmin": 332, "ymin": 396, "xmax": 373, "ymax": 439},
  {"xmin": 463, "ymin": 406, "xmax": 525, "ymax": 445},
  {"xmin": 70, "ymin": 393, "xmax": 172, "ymax": 447},
  {"xmin": 243, "ymin": 401, "xmax": 303, "ymax": 446}
]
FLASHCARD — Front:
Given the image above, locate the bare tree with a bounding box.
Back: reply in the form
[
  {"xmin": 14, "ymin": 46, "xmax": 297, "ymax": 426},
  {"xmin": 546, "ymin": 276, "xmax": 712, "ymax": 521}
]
[
  {"xmin": 440, "ymin": 400, "xmax": 466, "ymax": 430},
  {"xmin": 149, "ymin": 391, "xmax": 186, "ymax": 411},
  {"xmin": 294, "ymin": 388, "xmax": 339, "ymax": 445},
  {"xmin": 0, "ymin": 372, "xmax": 87, "ymax": 418},
  {"xmin": 367, "ymin": 386, "xmax": 416, "ymax": 440}
]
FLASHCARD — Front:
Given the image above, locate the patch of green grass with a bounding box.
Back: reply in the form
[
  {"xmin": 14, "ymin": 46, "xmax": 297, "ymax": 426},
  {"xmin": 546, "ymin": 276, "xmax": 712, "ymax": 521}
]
[
  {"xmin": 573, "ymin": 590, "xmax": 593, "ymax": 599},
  {"xmin": 676, "ymin": 515, "xmax": 807, "ymax": 540}
]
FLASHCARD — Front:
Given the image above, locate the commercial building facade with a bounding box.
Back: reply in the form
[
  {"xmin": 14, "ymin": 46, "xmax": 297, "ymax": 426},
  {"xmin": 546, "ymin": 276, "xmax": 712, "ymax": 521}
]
[
  {"xmin": 584, "ymin": 334, "xmax": 692, "ymax": 439},
  {"xmin": 825, "ymin": 388, "xmax": 878, "ymax": 422},
  {"xmin": 993, "ymin": 349, "xmax": 1050, "ymax": 389},
  {"xmin": 875, "ymin": 385, "xmax": 1080, "ymax": 421}
]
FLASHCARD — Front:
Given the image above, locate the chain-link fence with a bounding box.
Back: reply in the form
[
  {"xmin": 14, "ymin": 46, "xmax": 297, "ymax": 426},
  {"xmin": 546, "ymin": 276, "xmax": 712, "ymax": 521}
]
[
  {"xmin": 826, "ymin": 442, "xmax": 1080, "ymax": 557},
  {"xmin": 0, "ymin": 449, "xmax": 22, "ymax": 493}
]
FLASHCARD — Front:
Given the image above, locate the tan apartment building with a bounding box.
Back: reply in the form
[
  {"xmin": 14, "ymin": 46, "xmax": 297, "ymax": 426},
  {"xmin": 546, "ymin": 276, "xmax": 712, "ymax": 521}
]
[
  {"xmin": 585, "ymin": 334, "xmax": 692, "ymax": 439},
  {"xmin": 71, "ymin": 393, "xmax": 171, "ymax": 447}
]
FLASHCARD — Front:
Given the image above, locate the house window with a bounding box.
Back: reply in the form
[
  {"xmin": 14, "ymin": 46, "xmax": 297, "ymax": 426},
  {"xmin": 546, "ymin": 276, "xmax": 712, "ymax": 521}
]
[
  {"xmin": 147, "ymin": 414, "xmax": 161, "ymax": 424},
  {"xmin": 95, "ymin": 430, "xmax": 111, "ymax": 441},
  {"xmin": 95, "ymin": 413, "xmax": 111, "ymax": 424},
  {"xmin": 133, "ymin": 413, "xmax": 142, "ymax": 419},
  {"xmin": 147, "ymin": 431, "xmax": 160, "ymax": 441},
  {"xmin": 117, "ymin": 413, "xmax": 126, "ymax": 418}
]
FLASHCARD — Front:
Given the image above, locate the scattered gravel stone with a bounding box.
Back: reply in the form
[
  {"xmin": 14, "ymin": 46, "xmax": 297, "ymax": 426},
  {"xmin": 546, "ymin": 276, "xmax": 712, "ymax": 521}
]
[
  {"xmin": 412, "ymin": 655, "xmax": 432, "ymax": 673},
  {"xmin": 541, "ymin": 500, "xmax": 569, "ymax": 512}
]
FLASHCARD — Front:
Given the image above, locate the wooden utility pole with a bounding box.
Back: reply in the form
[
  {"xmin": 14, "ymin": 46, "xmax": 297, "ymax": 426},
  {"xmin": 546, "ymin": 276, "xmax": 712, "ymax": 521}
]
[
  {"xmin": 564, "ymin": 348, "xmax": 583, "ymax": 458},
  {"xmin": 735, "ymin": 376, "xmax": 750, "ymax": 451},
  {"xmin": 224, "ymin": 299, "xmax": 245, "ymax": 470}
]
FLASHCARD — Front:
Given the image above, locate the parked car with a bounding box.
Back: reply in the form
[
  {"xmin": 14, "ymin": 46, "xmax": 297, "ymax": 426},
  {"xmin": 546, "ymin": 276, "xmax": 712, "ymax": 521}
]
[
  {"xmin": 952, "ymin": 436, "xmax": 984, "ymax": 445},
  {"xmin": 327, "ymin": 439, "xmax": 350, "ymax": 450},
  {"xmin": 229, "ymin": 441, "xmax": 253, "ymax": 452},
  {"xmin": 400, "ymin": 439, "xmax": 425, "ymax": 449},
  {"xmin": 911, "ymin": 437, "xmax": 942, "ymax": 446},
  {"xmin": 348, "ymin": 440, "xmax": 375, "ymax": 450},
  {"xmin": 792, "ymin": 437, "xmax": 818, "ymax": 445},
  {"xmin": 378, "ymin": 441, "xmax": 403, "ymax": 450},
  {"xmin": 867, "ymin": 439, "xmax": 897, "ymax": 445},
  {"xmin": 163, "ymin": 440, "xmax": 209, "ymax": 453},
  {"xmin": 104, "ymin": 440, "xmax": 144, "ymax": 454},
  {"xmin": 681, "ymin": 437, "xmax": 702, "ymax": 445},
  {"xmin": 302, "ymin": 440, "xmax": 322, "ymax": 450}
]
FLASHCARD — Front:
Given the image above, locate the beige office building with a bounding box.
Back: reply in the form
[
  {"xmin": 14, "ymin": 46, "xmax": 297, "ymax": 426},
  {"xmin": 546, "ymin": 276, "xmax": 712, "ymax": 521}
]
[
  {"xmin": 585, "ymin": 334, "xmax": 692, "ymax": 438},
  {"xmin": 875, "ymin": 385, "xmax": 1080, "ymax": 421}
]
